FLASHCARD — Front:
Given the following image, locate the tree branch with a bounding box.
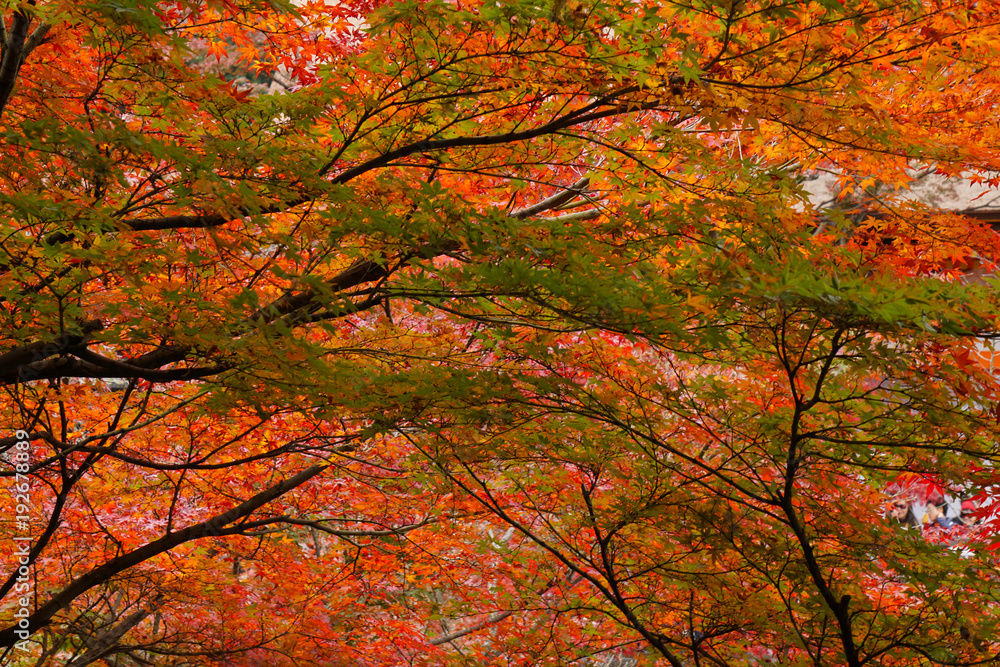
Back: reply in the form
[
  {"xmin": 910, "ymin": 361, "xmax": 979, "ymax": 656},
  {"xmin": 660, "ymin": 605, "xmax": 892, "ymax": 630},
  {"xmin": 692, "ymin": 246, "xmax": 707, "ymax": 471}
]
[
  {"xmin": 64, "ymin": 595, "xmax": 162, "ymax": 667},
  {"xmin": 20, "ymin": 20, "xmax": 48, "ymax": 60},
  {"xmin": 0, "ymin": 464, "xmax": 328, "ymax": 647},
  {"xmin": 0, "ymin": 320, "xmax": 103, "ymax": 379},
  {"xmin": 0, "ymin": 8, "xmax": 30, "ymax": 119}
]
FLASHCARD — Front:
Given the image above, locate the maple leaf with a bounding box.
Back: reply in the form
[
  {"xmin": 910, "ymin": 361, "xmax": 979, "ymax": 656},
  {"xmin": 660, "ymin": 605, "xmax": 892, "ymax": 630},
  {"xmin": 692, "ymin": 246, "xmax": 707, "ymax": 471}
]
[{"xmin": 2, "ymin": 0, "xmax": 1000, "ymax": 665}]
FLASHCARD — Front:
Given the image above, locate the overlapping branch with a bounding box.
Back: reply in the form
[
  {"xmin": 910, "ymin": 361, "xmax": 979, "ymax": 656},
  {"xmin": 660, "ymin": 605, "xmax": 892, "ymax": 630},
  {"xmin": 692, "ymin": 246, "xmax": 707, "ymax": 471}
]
[{"xmin": 0, "ymin": 464, "xmax": 328, "ymax": 647}]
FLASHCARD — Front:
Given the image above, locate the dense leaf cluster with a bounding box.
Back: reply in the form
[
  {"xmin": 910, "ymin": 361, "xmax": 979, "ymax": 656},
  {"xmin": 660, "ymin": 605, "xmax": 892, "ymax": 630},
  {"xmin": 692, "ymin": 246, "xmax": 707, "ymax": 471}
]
[{"xmin": 2, "ymin": 0, "xmax": 1000, "ymax": 665}]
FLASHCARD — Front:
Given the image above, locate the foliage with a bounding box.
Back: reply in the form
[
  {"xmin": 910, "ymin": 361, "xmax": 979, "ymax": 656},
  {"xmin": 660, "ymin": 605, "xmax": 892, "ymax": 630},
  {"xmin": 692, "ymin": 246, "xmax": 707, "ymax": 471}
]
[{"xmin": 1, "ymin": 0, "xmax": 1000, "ymax": 665}]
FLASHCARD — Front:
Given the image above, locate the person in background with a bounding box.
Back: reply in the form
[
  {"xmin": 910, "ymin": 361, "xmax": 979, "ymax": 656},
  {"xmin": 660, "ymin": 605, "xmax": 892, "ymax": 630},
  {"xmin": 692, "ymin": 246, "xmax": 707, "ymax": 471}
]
[
  {"xmin": 960, "ymin": 499, "xmax": 980, "ymax": 526},
  {"xmin": 889, "ymin": 499, "xmax": 920, "ymax": 527},
  {"xmin": 924, "ymin": 501, "xmax": 962, "ymax": 529}
]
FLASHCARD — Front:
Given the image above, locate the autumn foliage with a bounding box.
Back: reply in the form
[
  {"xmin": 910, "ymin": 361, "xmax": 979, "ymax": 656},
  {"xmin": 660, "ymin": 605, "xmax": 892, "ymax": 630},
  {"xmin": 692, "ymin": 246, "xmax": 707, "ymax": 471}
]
[{"xmin": 3, "ymin": 0, "xmax": 1000, "ymax": 665}]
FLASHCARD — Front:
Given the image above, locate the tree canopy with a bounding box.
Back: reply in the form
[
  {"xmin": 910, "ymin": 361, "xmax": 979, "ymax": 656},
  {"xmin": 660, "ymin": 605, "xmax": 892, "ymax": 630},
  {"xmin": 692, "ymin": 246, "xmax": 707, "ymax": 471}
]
[{"xmin": 3, "ymin": 0, "xmax": 1000, "ymax": 665}]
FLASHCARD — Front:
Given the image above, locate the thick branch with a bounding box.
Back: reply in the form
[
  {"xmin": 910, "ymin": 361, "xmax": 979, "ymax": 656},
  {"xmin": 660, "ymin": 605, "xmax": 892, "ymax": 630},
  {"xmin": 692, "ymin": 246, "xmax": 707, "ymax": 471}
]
[
  {"xmin": 20, "ymin": 21, "xmax": 48, "ymax": 60},
  {"xmin": 0, "ymin": 8, "xmax": 30, "ymax": 119},
  {"xmin": 429, "ymin": 610, "xmax": 515, "ymax": 647},
  {"xmin": 0, "ymin": 320, "xmax": 103, "ymax": 379},
  {"xmin": 64, "ymin": 596, "xmax": 162, "ymax": 667},
  {"xmin": 0, "ymin": 464, "xmax": 327, "ymax": 647},
  {"xmin": 2, "ymin": 179, "xmax": 597, "ymax": 386},
  {"xmin": 119, "ymin": 213, "xmax": 229, "ymax": 232},
  {"xmin": 69, "ymin": 348, "xmax": 224, "ymax": 381},
  {"xmin": 248, "ymin": 257, "xmax": 392, "ymax": 323},
  {"xmin": 510, "ymin": 177, "xmax": 590, "ymax": 219},
  {"xmin": 1, "ymin": 356, "xmax": 219, "ymax": 385}
]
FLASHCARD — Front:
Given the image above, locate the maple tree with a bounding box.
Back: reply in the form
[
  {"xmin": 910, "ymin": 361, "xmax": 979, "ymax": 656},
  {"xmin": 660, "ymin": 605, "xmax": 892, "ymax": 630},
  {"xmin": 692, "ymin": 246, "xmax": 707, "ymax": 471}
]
[{"xmin": 3, "ymin": 0, "xmax": 1000, "ymax": 665}]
